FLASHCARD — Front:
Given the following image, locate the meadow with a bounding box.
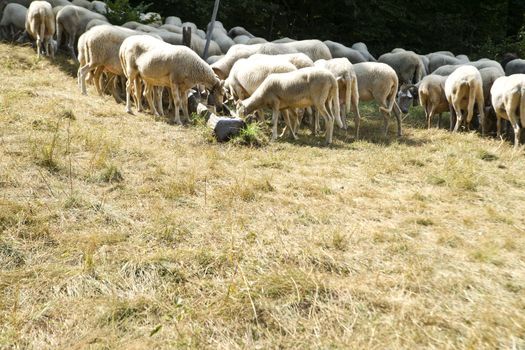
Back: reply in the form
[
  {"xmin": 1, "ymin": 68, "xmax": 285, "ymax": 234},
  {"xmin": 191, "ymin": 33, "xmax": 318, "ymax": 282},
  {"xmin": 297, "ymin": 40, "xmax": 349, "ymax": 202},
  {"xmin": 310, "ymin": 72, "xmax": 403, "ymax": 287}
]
[{"xmin": 0, "ymin": 42, "xmax": 524, "ymax": 349}]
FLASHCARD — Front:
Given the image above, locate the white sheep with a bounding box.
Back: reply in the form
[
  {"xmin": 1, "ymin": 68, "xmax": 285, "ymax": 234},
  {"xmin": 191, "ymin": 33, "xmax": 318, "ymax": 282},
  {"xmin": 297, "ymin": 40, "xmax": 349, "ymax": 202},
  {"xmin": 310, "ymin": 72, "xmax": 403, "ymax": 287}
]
[
  {"xmin": 417, "ymin": 75, "xmax": 449, "ymax": 128},
  {"xmin": 490, "ymin": 74, "xmax": 525, "ymax": 148},
  {"xmin": 211, "ymin": 40, "xmax": 331, "ymax": 80},
  {"xmin": 55, "ymin": 4, "xmax": 107, "ymax": 60},
  {"xmin": 25, "ymin": 1, "xmax": 55, "ymax": 59},
  {"xmin": 0, "ymin": 3, "xmax": 27, "ymax": 41},
  {"xmin": 71, "ymin": 0, "xmax": 90, "ymax": 8},
  {"xmin": 90, "ymin": 0, "xmax": 106, "ymax": 14},
  {"xmin": 237, "ymin": 67, "xmax": 342, "ymax": 144},
  {"xmin": 353, "ymin": 62, "xmax": 402, "ymax": 136},
  {"xmin": 444, "ymin": 65, "xmax": 485, "ymax": 133},
  {"xmin": 119, "ymin": 35, "xmax": 225, "ymax": 124},
  {"xmin": 314, "ymin": 58, "xmax": 360, "ymax": 138}
]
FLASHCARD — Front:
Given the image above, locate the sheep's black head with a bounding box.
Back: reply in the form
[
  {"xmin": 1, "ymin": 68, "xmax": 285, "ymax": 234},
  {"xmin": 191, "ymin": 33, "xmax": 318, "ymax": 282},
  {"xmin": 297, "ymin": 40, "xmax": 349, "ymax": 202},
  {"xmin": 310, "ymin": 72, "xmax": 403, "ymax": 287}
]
[
  {"xmin": 207, "ymin": 80, "xmax": 226, "ymax": 113},
  {"xmin": 397, "ymin": 84, "xmax": 419, "ymax": 114}
]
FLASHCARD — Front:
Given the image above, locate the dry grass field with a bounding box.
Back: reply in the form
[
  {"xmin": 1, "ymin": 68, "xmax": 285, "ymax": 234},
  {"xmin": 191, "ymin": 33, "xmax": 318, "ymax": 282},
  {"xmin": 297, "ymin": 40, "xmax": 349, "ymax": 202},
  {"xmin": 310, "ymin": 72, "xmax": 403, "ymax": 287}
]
[{"xmin": 1, "ymin": 42, "xmax": 524, "ymax": 349}]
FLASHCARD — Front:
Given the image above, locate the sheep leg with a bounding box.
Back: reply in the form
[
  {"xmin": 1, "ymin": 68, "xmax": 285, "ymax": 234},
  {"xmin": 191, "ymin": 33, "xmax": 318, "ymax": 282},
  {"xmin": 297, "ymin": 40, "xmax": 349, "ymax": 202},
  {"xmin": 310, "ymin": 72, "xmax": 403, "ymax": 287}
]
[
  {"xmin": 318, "ymin": 104, "xmax": 334, "ymax": 145},
  {"xmin": 36, "ymin": 36, "xmax": 41, "ymax": 58},
  {"xmin": 449, "ymin": 106, "xmax": 457, "ymax": 131},
  {"xmin": 170, "ymin": 82, "xmax": 182, "ymax": 125},
  {"xmin": 477, "ymin": 89, "xmax": 486, "ymax": 136},
  {"xmin": 135, "ymin": 78, "xmax": 144, "ymax": 112},
  {"xmin": 393, "ymin": 102, "xmax": 402, "ymax": 136},
  {"xmin": 271, "ymin": 107, "xmax": 280, "ymax": 140},
  {"xmin": 125, "ymin": 77, "xmax": 134, "ymax": 114},
  {"xmin": 111, "ymin": 76, "xmax": 123, "ymax": 104},
  {"xmin": 156, "ymin": 87, "xmax": 164, "ymax": 116},
  {"xmin": 67, "ymin": 31, "xmax": 78, "ymax": 63},
  {"xmin": 145, "ymin": 84, "xmax": 159, "ymax": 116},
  {"xmin": 437, "ymin": 113, "xmax": 442, "ymax": 129},
  {"xmin": 78, "ymin": 64, "xmax": 92, "ymax": 95},
  {"xmin": 93, "ymin": 66, "xmax": 105, "ymax": 96},
  {"xmin": 496, "ymin": 115, "xmax": 502, "ymax": 139},
  {"xmin": 453, "ymin": 104, "xmax": 463, "ymax": 132},
  {"xmin": 352, "ymin": 103, "xmax": 361, "ymax": 140}
]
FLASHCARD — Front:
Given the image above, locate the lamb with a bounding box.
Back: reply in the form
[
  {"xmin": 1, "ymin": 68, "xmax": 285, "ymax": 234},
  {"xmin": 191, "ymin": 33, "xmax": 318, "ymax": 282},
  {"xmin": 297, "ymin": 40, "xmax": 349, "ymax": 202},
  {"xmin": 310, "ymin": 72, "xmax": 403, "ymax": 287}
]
[
  {"xmin": 0, "ymin": 3, "xmax": 26, "ymax": 41},
  {"xmin": 165, "ymin": 16, "xmax": 182, "ymax": 27},
  {"xmin": 25, "ymin": 1, "xmax": 55, "ymax": 58},
  {"xmin": 505, "ymin": 59, "xmax": 525, "ymax": 76},
  {"xmin": 237, "ymin": 67, "xmax": 341, "ymax": 144},
  {"xmin": 119, "ymin": 35, "xmax": 225, "ymax": 124},
  {"xmin": 55, "ymin": 4, "xmax": 107, "ymax": 60},
  {"xmin": 323, "ymin": 40, "xmax": 367, "ymax": 64},
  {"xmin": 444, "ymin": 65, "xmax": 485, "ymax": 133},
  {"xmin": 378, "ymin": 50, "xmax": 424, "ymax": 85},
  {"xmin": 417, "ymin": 75, "xmax": 449, "ymax": 128},
  {"xmin": 227, "ymin": 26, "xmax": 254, "ymax": 39},
  {"xmin": 314, "ymin": 58, "xmax": 360, "ymax": 137},
  {"xmin": 353, "ymin": 62, "xmax": 402, "ymax": 136},
  {"xmin": 490, "ymin": 74, "xmax": 525, "ymax": 148}
]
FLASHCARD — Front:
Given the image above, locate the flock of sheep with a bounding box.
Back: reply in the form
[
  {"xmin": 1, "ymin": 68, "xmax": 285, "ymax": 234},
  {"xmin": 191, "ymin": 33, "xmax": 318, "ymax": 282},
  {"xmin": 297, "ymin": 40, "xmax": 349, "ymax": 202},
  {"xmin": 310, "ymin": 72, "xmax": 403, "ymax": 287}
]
[{"xmin": 1, "ymin": 0, "xmax": 525, "ymax": 147}]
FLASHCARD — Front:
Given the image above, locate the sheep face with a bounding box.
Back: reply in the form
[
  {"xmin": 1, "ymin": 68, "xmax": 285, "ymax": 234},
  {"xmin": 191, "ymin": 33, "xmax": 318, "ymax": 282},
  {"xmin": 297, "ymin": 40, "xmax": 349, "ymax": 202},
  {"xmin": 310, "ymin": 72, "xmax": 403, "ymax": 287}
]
[
  {"xmin": 207, "ymin": 80, "xmax": 227, "ymax": 113},
  {"xmin": 397, "ymin": 84, "xmax": 418, "ymax": 113}
]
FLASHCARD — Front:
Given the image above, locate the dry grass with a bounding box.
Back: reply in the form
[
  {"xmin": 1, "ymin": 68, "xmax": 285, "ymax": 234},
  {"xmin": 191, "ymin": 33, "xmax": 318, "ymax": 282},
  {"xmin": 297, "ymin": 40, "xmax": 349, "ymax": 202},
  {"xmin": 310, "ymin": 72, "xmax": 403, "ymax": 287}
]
[{"xmin": 1, "ymin": 43, "xmax": 525, "ymax": 349}]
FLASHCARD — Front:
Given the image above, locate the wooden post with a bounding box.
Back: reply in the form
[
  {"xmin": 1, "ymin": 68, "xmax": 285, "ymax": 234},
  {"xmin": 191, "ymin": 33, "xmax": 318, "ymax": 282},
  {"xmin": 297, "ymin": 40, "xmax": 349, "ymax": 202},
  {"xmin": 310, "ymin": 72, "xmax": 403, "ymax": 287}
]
[
  {"xmin": 182, "ymin": 27, "xmax": 192, "ymax": 48},
  {"xmin": 203, "ymin": 0, "xmax": 220, "ymax": 59}
]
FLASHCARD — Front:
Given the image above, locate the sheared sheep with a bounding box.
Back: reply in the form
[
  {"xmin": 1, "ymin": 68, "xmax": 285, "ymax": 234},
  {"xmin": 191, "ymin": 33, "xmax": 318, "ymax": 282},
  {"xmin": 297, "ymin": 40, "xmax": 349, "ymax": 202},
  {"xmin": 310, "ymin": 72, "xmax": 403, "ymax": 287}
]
[
  {"xmin": 159, "ymin": 24, "xmax": 182, "ymax": 34},
  {"xmin": 378, "ymin": 50, "xmax": 424, "ymax": 85},
  {"xmin": 246, "ymin": 37, "xmax": 266, "ymax": 44},
  {"xmin": 324, "ymin": 40, "xmax": 367, "ymax": 64},
  {"xmin": 119, "ymin": 35, "xmax": 225, "ymax": 124},
  {"xmin": 444, "ymin": 65, "xmax": 485, "ymax": 133},
  {"xmin": 490, "ymin": 74, "xmax": 525, "ymax": 147},
  {"xmin": 233, "ymin": 34, "xmax": 250, "ymax": 45},
  {"xmin": 0, "ymin": 3, "xmax": 26, "ymax": 41},
  {"xmin": 353, "ymin": 62, "xmax": 402, "ymax": 136},
  {"xmin": 56, "ymin": 4, "xmax": 107, "ymax": 60},
  {"xmin": 165, "ymin": 16, "xmax": 181, "ymax": 27},
  {"xmin": 206, "ymin": 54, "xmax": 223, "ymax": 65},
  {"xmin": 456, "ymin": 54, "xmax": 470, "ymax": 63},
  {"xmin": 71, "ymin": 0, "xmax": 90, "ymax": 8},
  {"xmin": 428, "ymin": 53, "xmax": 461, "ymax": 73},
  {"xmin": 351, "ymin": 42, "xmax": 376, "ymax": 62},
  {"xmin": 272, "ymin": 37, "xmax": 295, "ymax": 43},
  {"xmin": 85, "ymin": 18, "xmax": 107, "ymax": 31},
  {"xmin": 505, "ymin": 59, "xmax": 525, "ymax": 76},
  {"xmin": 315, "ymin": 58, "xmax": 360, "ymax": 137},
  {"xmin": 25, "ymin": 1, "xmax": 55, "ymax": 58},
  {"xmin": 228, "ymin": 26, "xmax": 254, "ymax": 39},
  {"xmin": 237, "ymin": 67, "xmax": 341, "ymax": 144},
  {"xmin": 90, "ymin": 0, "xmax": 106, "ymax": 14}
]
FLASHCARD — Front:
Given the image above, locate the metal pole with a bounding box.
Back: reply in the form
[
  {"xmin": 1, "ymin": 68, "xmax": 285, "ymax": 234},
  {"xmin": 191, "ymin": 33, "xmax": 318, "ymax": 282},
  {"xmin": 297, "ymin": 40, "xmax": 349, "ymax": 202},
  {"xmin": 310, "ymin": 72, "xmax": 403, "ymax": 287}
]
[{"xmin": 203, "ymin": 0, "xmax": 220, "ymax": 59}]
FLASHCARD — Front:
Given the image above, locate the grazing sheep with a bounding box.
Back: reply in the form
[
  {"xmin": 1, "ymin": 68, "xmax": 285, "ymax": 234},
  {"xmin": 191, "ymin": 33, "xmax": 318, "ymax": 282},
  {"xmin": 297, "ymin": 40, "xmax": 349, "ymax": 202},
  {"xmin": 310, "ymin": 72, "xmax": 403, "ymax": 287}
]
[
  {"xmin": 378, "ymin": 50, "xmax": 424, "ymax": 85},
  {"xmin": 25, "ymin": 1, "xmax": 55, "ymax": 58},
  {"xmin": 78, "ymin": 25, "xmax": 145, "ymax": 98},
  {"xmin": 90, "ymin": 0, "xmax": 106, "ymax": 14},
  {"xmin": 456, "ymin": 54, "xmax": 470, "ymax": 63},
  {"xmin": 71, "ymin": 0, "xmax": 90, "ymax": 8},
  {"xmin": 0, "ymin": 3, "xmax": 27, "ymax": 41},
  {"xmin": 165, "ymin": 16, "xmax": 182, "ymax": 27},
  {"xmin": 444, "ymin": 65, "xmax": 485, "ymax": 133},
  {"xmin": 233, "ymin": 35, "xmax": 251, "ymax": 45},
  {"xmin": 490, "ymin": 74, "xmax": 525, "ymax": 147},
  {"xmin": 237, "ymin": 67, "xmax": 341, "ymax": 144},
  {"xmin": 206, "ymin": 54, "xmax": 223, "ymax": 65},
  {"xmin": 227, "ymin": 26, "xmax": 254, "ymax": 39},
  {"xmin": 351, "ymin": 42, "xmax": 376, "ymax": 62},
  {"xmin": 315, "ymin": 58, "xmax": 360, "ymax": 137},
  {"xmin": 159, "ymin": 24, "xmax": 182, "ymax": 34},
  {"xmin": 246, "ymin": 37, "xmax": 267, "ymax": 44},
  {"xmin": 272, "ymin": 37, "xmax": 296, "ymax": 43},
  {"xmin": 211, "ymin": 40, "xmax": 330, "ymax": 80},
  {"xmin": 353, "ymin": 62, "xmax": 402, "ymax": 136},
  {"xmin": 324, "ymin": 40, "xmax": 367, "ymax": 64},
  {"xmin": 505, "ymin": 59, "xmax": 525, "ymax": 76},
  {"xmin": 56, "ymin": 5, "xmax": 107, "ymax": 60},
  {"xmin": 418, "ymin": 75, "xmax": 449, "ymax": 128},
  {"xmin": 120, "ymin": 36, "xmax": 225, "ymax": 124},
  {"xmin": 428, "ymin": 53, "xmax": 461, "ymax": 73},
  {"xmin": 122, "ymin": 21, "xmax": 141, "ymax": 30}
]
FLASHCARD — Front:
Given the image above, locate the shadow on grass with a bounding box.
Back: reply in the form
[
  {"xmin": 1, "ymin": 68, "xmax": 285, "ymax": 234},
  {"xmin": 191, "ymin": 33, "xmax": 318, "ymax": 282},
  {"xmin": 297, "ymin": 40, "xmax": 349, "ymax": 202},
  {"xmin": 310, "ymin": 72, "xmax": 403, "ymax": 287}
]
[{"xmin": 50, "ymin": 50, "xmax": 78, "ymax": 78}]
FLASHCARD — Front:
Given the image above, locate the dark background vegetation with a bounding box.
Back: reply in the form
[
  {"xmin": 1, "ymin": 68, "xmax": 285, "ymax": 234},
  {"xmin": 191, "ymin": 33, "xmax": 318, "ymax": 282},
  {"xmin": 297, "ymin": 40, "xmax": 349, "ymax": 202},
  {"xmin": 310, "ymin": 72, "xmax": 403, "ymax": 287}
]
[{"xmin": 131, "ymin": 0, "xmax": 525, "ymax": 58}]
